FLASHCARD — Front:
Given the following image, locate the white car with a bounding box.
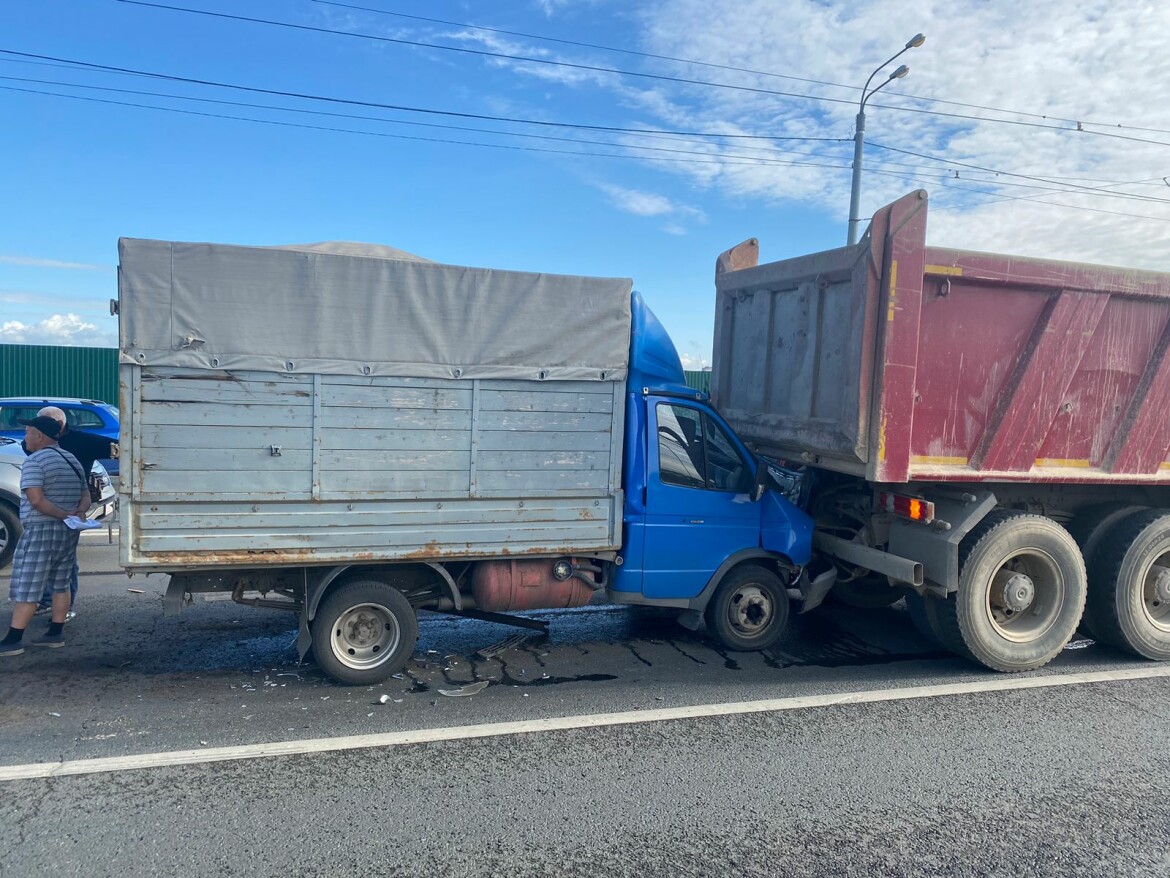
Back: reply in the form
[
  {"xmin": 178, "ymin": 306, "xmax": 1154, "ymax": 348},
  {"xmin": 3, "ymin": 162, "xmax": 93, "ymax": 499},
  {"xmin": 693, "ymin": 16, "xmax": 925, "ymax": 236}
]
[{"xmin": 0, "ymin": 438, "xmax": 116, "ymax": 569}]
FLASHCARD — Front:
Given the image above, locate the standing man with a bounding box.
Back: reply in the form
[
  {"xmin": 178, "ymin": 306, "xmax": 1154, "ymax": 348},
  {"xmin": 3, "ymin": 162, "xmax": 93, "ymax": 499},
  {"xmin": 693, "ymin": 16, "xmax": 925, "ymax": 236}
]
[
  {"xmin": 0, "ymin": 415, "xmax": 89, "ymax": 656},
  {"xmin": 26, "ymin": 406, "xmax": 117, "ymax": 619}
]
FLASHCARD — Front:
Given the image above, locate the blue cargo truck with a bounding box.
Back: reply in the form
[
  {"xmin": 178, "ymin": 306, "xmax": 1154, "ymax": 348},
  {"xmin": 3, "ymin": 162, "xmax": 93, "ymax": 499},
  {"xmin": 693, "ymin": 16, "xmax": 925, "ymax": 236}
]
[{"xmin": 116, "ymin": 239, "xmax": 815, "ymax": 684}]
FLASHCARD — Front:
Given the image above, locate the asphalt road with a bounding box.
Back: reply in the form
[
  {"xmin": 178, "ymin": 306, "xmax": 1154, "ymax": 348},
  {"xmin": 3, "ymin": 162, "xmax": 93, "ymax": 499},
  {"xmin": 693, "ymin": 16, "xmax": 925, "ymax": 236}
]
[{"xmin": 2, "ymin": 529, "xmax": 1169, "ymax": 877}]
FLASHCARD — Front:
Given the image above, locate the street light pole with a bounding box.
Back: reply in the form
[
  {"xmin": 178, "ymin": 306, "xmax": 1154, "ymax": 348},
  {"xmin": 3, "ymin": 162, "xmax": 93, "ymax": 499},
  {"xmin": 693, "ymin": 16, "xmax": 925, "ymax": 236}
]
[{"xmin": 847, "ymin": 33, "xmax": 925, "ymax": 246}]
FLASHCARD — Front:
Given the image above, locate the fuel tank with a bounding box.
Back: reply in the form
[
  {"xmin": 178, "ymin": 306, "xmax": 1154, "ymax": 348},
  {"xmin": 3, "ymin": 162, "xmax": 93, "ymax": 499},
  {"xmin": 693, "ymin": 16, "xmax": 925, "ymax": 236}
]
[{"xmin": 471, "ymin": 559, "xmax": 595, "ymax": 611}]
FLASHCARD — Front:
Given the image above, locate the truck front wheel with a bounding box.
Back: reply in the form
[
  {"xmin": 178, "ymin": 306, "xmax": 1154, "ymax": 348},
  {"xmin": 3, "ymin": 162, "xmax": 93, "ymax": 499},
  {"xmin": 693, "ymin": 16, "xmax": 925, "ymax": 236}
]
[
  {"xmin": 310, "ymin": 579, "xmax": 419, "ymax": 685},
  {"xmin": 936, "ymin": 513, "xmax": 1086, "ymax": 672},
  {"xmin": 704, "ymin": 565, "xmax": 790, "ymax": 651},
  {"xmin": 1087, "ymin": 510, "xmax": 1170, "ymax": 661}
]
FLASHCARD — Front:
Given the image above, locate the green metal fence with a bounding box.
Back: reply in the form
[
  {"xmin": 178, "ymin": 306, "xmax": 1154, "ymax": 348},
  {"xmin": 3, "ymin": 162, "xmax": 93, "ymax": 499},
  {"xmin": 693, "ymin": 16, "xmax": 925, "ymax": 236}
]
[
  {"xmin": 683, "ymin": 370, "xmax": 711, "ymax": 393},
  {"xmin": 0, "ymin": 345, "xmax": 119, "ymax": 405}
]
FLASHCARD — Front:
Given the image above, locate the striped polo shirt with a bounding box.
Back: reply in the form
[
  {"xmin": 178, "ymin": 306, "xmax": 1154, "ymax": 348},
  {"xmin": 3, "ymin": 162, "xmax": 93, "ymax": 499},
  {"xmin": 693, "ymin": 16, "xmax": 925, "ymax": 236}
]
[{"xmin": 19, "ymin": 446, "xmax": 87, "ymax": 524}]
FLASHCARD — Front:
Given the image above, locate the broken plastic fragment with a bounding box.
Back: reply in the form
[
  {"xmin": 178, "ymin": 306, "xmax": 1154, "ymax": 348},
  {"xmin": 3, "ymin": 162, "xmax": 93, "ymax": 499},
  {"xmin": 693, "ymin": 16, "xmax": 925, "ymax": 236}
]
[
  {"xmin": 437, "ymin": 680, "xmax": 491, "ymax": 697},
  {"xmin": 127, "ymin": 588, "xmax": 145, "ymax": 594},
  {"xmin": 378, "ymin": 694, "xmax": 392, "ymax": 704}
]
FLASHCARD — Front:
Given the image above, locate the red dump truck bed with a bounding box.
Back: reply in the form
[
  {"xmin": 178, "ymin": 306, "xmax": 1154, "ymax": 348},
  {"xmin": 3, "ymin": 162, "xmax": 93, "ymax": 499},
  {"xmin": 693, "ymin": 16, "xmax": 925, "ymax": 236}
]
[{"xmin": 712, "ymin": 189, "xmax": 1170, "ymax": 486}]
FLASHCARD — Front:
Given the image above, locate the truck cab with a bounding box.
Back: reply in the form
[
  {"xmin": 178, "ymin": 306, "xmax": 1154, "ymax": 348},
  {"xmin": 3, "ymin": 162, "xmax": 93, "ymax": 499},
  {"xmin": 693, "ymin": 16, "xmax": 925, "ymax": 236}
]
[{"xmin": 609, "ymin": 293, "xmax": 814, "ymax": 648}]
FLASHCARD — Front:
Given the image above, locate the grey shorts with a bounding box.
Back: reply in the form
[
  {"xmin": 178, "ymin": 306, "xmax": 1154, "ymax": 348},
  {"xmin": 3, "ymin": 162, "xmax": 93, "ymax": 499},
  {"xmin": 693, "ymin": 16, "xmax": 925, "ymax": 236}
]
[{"xmin": 9, "ymin": 521, "xmax": 79, "ymax": 603}]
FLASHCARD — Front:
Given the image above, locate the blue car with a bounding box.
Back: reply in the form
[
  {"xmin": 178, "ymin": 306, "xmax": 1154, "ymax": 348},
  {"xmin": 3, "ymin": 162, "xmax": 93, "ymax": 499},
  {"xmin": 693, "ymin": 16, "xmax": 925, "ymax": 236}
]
[{"xmin": 0, "ymin": 397, "xmax": 120, "ymax": 477}]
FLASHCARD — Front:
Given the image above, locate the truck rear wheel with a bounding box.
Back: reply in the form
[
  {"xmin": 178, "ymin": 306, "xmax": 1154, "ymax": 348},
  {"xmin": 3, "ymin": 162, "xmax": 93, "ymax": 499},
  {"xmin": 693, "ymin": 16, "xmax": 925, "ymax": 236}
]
[
  {"xmin": 704, "ymin": 565, "xmax": 789, "ymax": 651},
  {"xmin": 1068, "ymin": 503, "xmax": 1147, "ymax": 639},
  {"xmin": 937, "ymin": 512, "xmax": 1086, "ymax": 672},
  {"xmin": 1087, "ymin": 510, "xmax": 1170, "ymax": 661},
  {"xmin": 310, "ymin": 579, "xmax": 419, "ymax": 685},
  {"xmin": 829, "ymin": 574, "xmax": 902, "ymax": 609}
]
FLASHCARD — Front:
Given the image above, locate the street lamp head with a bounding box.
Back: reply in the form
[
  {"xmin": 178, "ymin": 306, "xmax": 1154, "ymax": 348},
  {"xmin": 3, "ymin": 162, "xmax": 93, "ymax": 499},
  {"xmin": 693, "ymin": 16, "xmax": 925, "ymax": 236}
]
[
  {"xmin": 889, "ymin": 64, "xmax": 910, "ymax": 81},
  {"xmin": 906, "ymin": 33, "xmax": 926, "ymax": 49}
]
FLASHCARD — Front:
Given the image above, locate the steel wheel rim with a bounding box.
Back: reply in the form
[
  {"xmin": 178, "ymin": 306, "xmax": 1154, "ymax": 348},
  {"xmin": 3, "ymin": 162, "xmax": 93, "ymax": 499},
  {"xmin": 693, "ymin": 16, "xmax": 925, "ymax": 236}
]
[
  {"xmin": 330, "ymin": 602, "xmax": 401, "ymax": 670},
  {"xmin": 983, "ymin": 548, "xmax": 1065, "ymax": 643},
  {"xmin": 727, "ymin": 584, "xmax": 774, "ymax": 637},
  {"xmin": 1140, "ymin": 550, "xmax": 1170, "ymax": 633}
]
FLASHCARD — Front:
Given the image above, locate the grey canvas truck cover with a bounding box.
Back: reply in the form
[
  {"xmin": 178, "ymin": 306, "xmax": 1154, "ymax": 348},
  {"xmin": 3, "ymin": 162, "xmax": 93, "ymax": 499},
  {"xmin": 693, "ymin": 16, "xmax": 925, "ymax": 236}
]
[{"xmin": 117, "ymin": 238, "xmax": 633, "ymax": 571}]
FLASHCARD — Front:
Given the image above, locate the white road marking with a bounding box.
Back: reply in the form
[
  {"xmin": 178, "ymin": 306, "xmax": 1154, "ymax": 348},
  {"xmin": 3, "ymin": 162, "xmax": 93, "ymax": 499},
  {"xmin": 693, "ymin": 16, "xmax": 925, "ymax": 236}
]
[{"xmin": 3, "ymin": 665, "xmax": 1168, "ymax": 781}]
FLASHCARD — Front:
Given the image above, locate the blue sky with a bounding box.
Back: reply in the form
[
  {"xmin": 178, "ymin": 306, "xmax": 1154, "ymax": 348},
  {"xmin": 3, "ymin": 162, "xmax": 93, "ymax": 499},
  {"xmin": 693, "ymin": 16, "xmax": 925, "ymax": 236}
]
[{"xmin": 5, "ymin": 1, "xmax": 1170, "ymax": 366}]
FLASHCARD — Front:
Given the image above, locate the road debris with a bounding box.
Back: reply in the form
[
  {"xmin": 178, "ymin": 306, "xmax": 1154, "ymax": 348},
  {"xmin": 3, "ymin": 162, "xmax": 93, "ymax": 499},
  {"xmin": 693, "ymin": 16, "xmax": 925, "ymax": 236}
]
[
  {"xmin": 378, "ymin": 694, "xmax": 393, "ymax": 704},
  {"xmin": 437, "ymin": 680, "xmax": 491, "ymax": 697},
  {"xmin": 476, "ymin": 633, "xmax": 541, "ymax": 659}
]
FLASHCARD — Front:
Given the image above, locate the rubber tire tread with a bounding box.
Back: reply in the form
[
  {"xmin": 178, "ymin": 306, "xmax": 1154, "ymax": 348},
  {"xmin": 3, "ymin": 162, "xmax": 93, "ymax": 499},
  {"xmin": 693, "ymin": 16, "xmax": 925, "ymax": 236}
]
[
  {"xmin": 902, "ymin": 590, "xmax": 942, "ymax": 648},
  {"xmin": 704, "ymin": 564, "xmax": 790, "ymax": 652},
  {"xmin": 1086, "ymin": 508, "xmax": 1170, "ymax": 660},
  {"xmin": 0, "ymin": 501, "xmax": 19, "ymax": 569},
  {"xmin": 829, "ymin": 575, "xmax": 902, "ymax": 609},
  {"xmin": 1067, "ymin": 503, "xmax": 1147, "ymax": 639},
  {"xmin": 934, "ymin": 511, "xmax": 1086, "ymax": 672},
  {"xmin": 311, "ymin": 579, "xmax": 419, "ymax": 685}
]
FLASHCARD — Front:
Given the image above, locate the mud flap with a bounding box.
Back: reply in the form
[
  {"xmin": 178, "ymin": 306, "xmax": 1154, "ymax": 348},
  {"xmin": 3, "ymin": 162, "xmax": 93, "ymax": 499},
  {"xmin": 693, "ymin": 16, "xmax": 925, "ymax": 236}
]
[
  {"xmin": 799, "ymin": 566, "xmax": 838, "ymax": 614},
  {"xmin": 163, "ymin": 575, "xmax": 192, "ymax": 616},
  {"xmin": 296, "ymin": 616, "xmax": 312, "ymax": 662}
]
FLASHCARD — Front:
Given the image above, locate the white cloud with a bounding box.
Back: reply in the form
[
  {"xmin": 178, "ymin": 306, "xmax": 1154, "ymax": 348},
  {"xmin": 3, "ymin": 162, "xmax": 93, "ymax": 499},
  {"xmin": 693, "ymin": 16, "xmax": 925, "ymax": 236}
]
[
  {"xmin": 598, "ymin": 183, "xmax": 706, "ymax": 232},
  {"xmin": 614, "ymin": 0, "xmax": 1170, "ymax": 267},
  {"xmin": 679, "ymin": 352, "xmax": 710, "ymax": 370},
  {"xmin": 0, "ymin": 314, "xmax": 116, "ymax": 347},
  {"xmin": 0, "ymin": 255, "xmax": 112, "ymax": 272},
  {"xmin": 447, "ymin": 28, "xmax": 619, "ymax": 88}
]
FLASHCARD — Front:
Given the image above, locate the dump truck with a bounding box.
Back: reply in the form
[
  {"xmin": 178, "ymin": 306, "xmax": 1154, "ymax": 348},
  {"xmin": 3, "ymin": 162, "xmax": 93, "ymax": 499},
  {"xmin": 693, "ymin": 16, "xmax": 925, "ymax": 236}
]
[
  {"xmin": 115, "ymin": 239, "xmax": 816, "ymax": 684},
  {"xmin": 713, "ymin": 189, "xmax": 1170, "ymax": 672}
]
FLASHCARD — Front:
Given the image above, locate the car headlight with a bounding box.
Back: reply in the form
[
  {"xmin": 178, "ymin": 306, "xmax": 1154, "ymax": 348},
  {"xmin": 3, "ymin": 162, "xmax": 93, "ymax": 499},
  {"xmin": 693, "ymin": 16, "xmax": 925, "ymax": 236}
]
[{"xmin": 91, "ymin": 461, "xmax": 111, "ymax": 490}]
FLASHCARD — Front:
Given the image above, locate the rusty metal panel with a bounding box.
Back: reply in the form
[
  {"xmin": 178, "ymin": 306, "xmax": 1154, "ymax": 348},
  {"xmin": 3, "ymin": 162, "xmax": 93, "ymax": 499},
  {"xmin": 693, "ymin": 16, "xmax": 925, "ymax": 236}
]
[
  {"xmin": 711, "ymin": 195, "xmax": 912, "ymax": 473},
  {"xmin": 712, "ymin": 189, "xmax": 1170, "ymax": 485},
  {"xmin": 0, "ymin": 344, "xmax": 119, "ymax": 405},
  {"xmin": 123, "ymin": 367, "xmax": 623, "ymax": 569}
]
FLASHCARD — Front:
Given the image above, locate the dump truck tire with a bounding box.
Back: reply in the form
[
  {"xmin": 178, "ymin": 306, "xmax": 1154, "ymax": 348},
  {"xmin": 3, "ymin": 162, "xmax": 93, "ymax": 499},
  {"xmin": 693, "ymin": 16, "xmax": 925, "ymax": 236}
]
[
  {"xmin": 937, "ymin": 512, "xmax": 1086, "ymax": 672},
  {"xmin": 829, "ymin": 575, "xmax": 902, "ymax": 609},
  {"xmin": 1068, "ymin": 503, "xmax": 1147, "ymax": 640},
  {"xmin": 1087, "ymin": 510, "xmax": 1170, "ymax": 661}
]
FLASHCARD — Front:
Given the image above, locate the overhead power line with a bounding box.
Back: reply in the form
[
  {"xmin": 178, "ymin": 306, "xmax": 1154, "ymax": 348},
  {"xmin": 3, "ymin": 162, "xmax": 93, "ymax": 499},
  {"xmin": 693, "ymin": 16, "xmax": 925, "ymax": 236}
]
[
  {"xmin": 0, "ymin": 49, "xmax": 842, "ymax": 143},
  {"xmin": 5, "ymin": 51, "xmax": 1168, "ymax": 204},
  {"xmin": 10, "ymin": 79, "xmax": 1169, "ymax": 212},
  {"xmin": 0, "ymin": 73, "xmax": 853, "ymax": 163},
  {"xmin": 116, "ymin": 0, "xmax": 1170, "ymax": 145},
  {"xmin": 0, "ymin": 83, "xmax": 863, "ymax": 171},
  {"xmin": 312, "ymin": 0, "xmax": 1170, "ymax": 138},
  {"xmin": 868, "ymin": 142, "xmax": 1170, "ymax": 206}
]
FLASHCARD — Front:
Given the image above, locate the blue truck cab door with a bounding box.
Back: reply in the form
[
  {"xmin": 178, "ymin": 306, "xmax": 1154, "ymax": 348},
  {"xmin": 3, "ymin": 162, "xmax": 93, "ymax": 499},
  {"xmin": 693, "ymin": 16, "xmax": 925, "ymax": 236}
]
[{"xmin": 637, "ymin": 397, "xmax": 762, "ymax": 600}]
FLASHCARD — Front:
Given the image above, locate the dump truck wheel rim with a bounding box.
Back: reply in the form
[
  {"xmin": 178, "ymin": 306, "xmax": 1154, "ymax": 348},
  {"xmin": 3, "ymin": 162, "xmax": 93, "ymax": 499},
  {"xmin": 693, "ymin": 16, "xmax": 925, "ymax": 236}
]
[
  {"xmin": 1142, "ymin": 558, "xmax": 1170, "ymax": 632},
  {"xmin": 982, "ymin": 548, "xmax": 1065, "ymax": 644},
  {"xmin": 331, "ymin": 602, "xmax": 402, "ymax": 669}
]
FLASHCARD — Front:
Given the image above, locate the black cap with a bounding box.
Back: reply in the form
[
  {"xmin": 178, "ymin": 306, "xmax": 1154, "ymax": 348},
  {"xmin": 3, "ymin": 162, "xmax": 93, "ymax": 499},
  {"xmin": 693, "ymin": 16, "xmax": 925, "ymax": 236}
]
[{"xmin": 17, "ymin": 415, "xmax": 62, "ymax": 439}]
